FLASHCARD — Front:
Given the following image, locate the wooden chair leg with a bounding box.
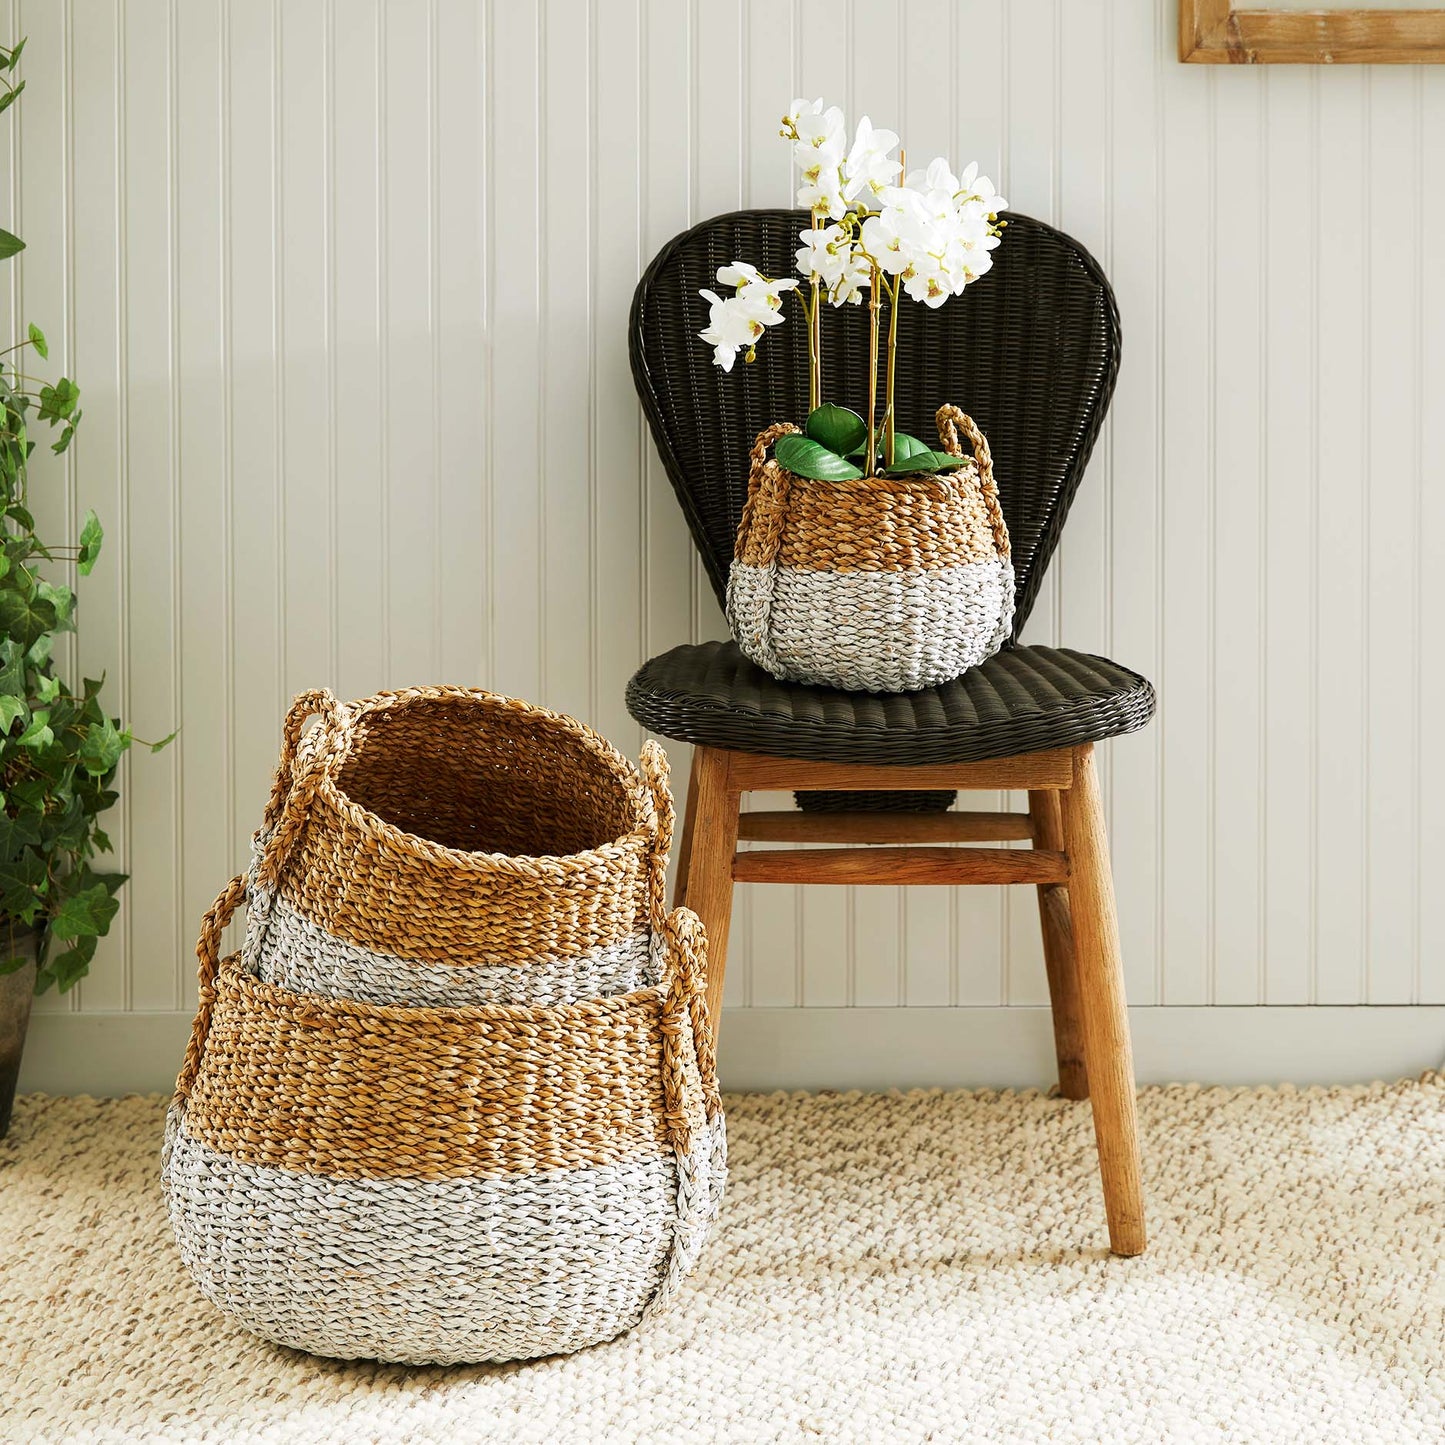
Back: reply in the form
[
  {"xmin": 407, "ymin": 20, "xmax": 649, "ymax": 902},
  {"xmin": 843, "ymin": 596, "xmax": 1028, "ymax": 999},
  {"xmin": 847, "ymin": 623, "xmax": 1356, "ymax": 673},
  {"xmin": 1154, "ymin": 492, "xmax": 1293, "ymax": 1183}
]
[
  {"xmin": 673, "ymin": 749, "xmax": 702, "ymax": 909},
  {"xmin": 1028, "ymin": 789, "xmax": 1089, "ymax": 1101},
  {"xmin": 1059, "ymin": 744, "xmax": 1146, "ymax": 1257},
  {"xmin": 680, "ymin": 746, "xmax": 740, "ymax": 1038}
]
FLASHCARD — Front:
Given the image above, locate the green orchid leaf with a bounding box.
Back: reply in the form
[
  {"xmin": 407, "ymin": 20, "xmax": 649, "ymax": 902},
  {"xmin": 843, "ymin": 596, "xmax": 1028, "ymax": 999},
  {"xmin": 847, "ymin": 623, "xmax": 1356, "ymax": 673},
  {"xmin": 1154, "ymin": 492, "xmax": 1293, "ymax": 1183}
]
[
  {"xmin": 0, "ymin": 227, "xmax": 23, "ymax": 260},
  {"xmin": 77, "ymin": 509, "xmax": 103, "ymax": 574},
  {"xmin": 886, "ymin": 432, "xmax": 931, "ymax": 463},
  {"xmin": 883, "ymin": 449, "xmax": 968, "ymax": 477},
  {"xmin": 804, "ymin": 403, "xmax": 867, "ymax": 457},
  {"xmin": 775, "ymin": 434, "xmax": 864, "ymax": 482},
  {"xmin": 27, "ymin": 323, "xmax": 46, "ymax": 360}
]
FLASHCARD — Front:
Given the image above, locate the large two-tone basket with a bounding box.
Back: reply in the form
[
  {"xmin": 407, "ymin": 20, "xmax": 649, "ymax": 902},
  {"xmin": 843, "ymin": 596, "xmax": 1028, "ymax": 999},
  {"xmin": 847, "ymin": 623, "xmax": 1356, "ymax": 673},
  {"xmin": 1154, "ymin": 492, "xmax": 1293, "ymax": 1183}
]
[
  {"xmin": 242, "ymin": 686, "xmax": 676, "ymax": 1008},
  {"xmin": 726, "ymin": 404, "xmax": 1015, "ymax": 694},
  {"xmin": 163, "ymin": 885, "xmax": 724, "ymax": 1365}
]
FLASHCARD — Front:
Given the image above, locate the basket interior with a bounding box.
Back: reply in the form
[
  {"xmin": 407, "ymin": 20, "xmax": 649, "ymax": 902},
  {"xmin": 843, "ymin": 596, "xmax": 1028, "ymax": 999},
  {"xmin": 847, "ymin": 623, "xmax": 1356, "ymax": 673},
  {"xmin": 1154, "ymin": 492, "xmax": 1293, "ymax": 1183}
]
[{"xmin": 334, "ymin": 697, "xmax": 637, "ymax": 858}]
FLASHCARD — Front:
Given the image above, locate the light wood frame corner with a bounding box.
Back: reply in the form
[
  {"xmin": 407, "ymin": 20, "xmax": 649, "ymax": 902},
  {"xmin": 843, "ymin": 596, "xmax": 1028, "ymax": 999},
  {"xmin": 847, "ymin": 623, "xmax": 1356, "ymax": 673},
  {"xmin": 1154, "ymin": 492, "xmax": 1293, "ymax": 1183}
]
[{"xmin": 1180, "ymin": 0, "xmax": 1445, "ymax": 63}]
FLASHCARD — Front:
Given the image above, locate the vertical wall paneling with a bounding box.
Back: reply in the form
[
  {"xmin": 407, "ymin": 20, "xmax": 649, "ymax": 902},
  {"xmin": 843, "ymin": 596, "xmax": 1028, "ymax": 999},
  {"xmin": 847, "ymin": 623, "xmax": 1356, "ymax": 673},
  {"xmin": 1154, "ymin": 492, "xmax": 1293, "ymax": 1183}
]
[
  {"xmin": 1105, "ymin": 0, "xmax": 1163, "ymax": 1006},
  {"xmin": 1418, "ymin": 70, "xmax": 1443, "ymax": 1005},
  {"xmin": 1362, "ymin": 70, "xmax": 1418, "ymax": 1004},
  {"xmin": 1209, "ymin": 70, "xmax": 1265, "ymax": 1005},
  {"xmin": 6, "ymin": 0, "xmax": 1441, "ymax": 1078},
  {"xmin": 1261, "ymin": 66, "xmax": 1317, "ymax": 1005},
  {"xmin": 1312, "ymin": 69, "xmax": 1368, "ymax": 1006},
  {"xmin": 69, "ymin": 3, "xmax": 127, "ymax": 1010}
]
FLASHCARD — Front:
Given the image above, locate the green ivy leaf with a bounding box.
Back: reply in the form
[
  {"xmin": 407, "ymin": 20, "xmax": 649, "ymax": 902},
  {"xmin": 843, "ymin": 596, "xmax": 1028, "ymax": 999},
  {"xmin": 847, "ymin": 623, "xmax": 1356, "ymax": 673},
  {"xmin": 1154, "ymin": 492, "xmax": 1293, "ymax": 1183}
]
[
  {"xmin": 804, "ymin": 404, "xmax": 868, "ymax": 457},
  {"xmin": 0, "ymin": 810, "xmax": 41, "ymax": 863},
  {"xmin": 36, "ymin": 376, "xmax": 78, "ymax": 424},
  {"xmin": 52, "ymin": 412, "xmax": 81, "ymax": 456},
  {"xmin": 0, "ymin": 587, "xmax": 56, "ymax": 646},
  {"xmin": 16, "ymin": 709, "xmax": 53, "ymax": 750},
  {"xmin": 79, "ymin": 717, "xmax": 127, "ymax": 775},
  {"xmin": 26, "ymin": 323, "xmax": 46, "ymax": 360},
  {"xmin": 0, "ymin": 694, "xmax": 25, "ymax": 733},
  {"xmin": 49, "ymin": 936, "xmax": 99, "ymax": 993},
  {"xmin": 49, "ymin": 883, "xmax": 119, "ymax": 941},
  {"xmin": 148, "ymin": 728, "xmax": 179, "ymax": 754},
  {"xmin": 34, "ymin": 671, "xmax": 60, "ymax": 704},
  {"xmin": 0, "ymin": 849, "xmax": 46, "ymax": 921},
  {"xmin": 0, "ymin": 227, "xmax": 22, "ymax": 260},
  {"xmin": 77, "ymin": 509, "xmax": 103, "ymax": 574},
  {"xmin": 774, "ymin": 434, "xmax": 864, "ymax": 482},
  {"xmin": 5, "ymin": 37, "xmax": 28, "ymax": 72},
  {"xmin": 0, "ymin": 952, "xmax": 33, "ymax": 977}
]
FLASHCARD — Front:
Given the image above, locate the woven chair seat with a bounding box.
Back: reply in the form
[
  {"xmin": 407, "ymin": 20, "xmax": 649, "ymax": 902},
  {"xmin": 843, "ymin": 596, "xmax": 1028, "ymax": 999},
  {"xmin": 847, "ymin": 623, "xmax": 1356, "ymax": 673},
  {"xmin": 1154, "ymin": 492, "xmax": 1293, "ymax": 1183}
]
[{"xmin": 627, "ymin": 642, "xmax": 1155, "ymax": 766}]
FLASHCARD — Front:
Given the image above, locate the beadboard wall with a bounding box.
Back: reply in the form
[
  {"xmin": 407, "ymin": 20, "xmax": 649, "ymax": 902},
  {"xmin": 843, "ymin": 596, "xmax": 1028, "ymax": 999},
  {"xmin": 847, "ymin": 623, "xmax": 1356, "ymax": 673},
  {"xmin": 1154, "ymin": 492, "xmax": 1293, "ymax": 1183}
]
[{"xmin": 10, "ymin": 0, "xmax": 1445, "ymax": 1094}]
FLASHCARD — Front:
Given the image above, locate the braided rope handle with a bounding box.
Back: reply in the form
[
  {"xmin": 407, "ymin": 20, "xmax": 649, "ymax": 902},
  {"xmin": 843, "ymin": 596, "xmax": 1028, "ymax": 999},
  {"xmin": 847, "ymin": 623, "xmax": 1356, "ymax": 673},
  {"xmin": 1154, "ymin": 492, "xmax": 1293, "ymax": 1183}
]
[
  {"xmin": 659, "ymin": 906, "xmax": 722, "ymax": 1161},
  {"xmin": 254, "ymin": 689, "xmax": 353, "ymax": 895},
  {"xmin": 733, "ymin": 422, "xmax": 801, "ymax": 565},
  {"xmin": 639, "ymin": 740, "xmax": 674, "ymax": 934},
  {"xmin": 174, "ymin": 872, "xmax": 247, "ymax": 1103},
  {"xmin": 935, "ymin": 404, "xmax": 1011, "ymax": 562}
]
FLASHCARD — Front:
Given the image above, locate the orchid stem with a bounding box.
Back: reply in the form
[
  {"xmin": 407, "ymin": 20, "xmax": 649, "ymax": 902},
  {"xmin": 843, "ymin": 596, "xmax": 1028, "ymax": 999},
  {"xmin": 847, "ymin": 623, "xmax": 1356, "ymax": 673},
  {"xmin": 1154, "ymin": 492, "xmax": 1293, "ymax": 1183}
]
[
  {"xmin": 809, "ymin": 207, "xmax": 821, "ymax": 412},
  {"xmin": 885, "ymin": 275, "xmax": 899, "ymax": 469},
  {"xmin": 866, "ymin": 262, "xmax": 881, "ymax": 477}
]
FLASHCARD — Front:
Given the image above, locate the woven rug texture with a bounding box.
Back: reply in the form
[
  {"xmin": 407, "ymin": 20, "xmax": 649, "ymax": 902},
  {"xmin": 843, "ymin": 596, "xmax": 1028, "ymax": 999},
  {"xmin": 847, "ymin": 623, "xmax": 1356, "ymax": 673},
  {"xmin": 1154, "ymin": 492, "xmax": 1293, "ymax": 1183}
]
[{"xmin": 2, "ymin": 1078, "xmax": 1443, "ymax": 1443}]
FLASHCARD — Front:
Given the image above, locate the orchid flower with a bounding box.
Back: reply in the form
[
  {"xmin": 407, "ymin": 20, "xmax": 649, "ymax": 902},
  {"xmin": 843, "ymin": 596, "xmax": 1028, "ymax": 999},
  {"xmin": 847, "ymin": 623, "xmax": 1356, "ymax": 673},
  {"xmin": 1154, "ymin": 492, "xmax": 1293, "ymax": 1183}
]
[
  {"xmin": 698, "ymin": 263, "xmax": 797, "ymax": 371},
  {"xmin": 841, "ymin": 116, "xmax": 901, "ymax": 203}
]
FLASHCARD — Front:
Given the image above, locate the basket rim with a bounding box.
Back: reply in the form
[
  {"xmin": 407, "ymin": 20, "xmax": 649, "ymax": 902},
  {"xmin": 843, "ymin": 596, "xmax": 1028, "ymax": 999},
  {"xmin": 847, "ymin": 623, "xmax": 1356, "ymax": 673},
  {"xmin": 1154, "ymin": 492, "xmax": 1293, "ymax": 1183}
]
[
  {"xmin": 215, "ymin": 949, "xmax": 673, "ymax": 1027},
  {"xmin": 764, "ymin": 454, "xmax": 980, "ymax": 500},
  {"xmin": 293, "ymin": 685, "xmax": 665, "ymax": 877}
]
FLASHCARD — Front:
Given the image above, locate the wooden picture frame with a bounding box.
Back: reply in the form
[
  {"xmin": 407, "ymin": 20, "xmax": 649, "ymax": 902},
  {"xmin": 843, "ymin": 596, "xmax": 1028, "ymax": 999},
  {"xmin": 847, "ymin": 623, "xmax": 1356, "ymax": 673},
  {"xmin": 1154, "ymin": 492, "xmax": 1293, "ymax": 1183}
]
[{"xmin": 1179, "ymin": 0, "xmax": 1445, "ymax": 62}]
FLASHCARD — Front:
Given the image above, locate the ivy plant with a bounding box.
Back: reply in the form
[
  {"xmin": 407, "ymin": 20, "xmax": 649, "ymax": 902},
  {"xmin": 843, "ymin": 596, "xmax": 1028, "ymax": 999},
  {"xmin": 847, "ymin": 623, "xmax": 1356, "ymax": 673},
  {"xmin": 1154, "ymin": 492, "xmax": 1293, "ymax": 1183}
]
[
  {"xmin": 775, "ymin": 403, "xmax": 967, "ymax": 483},
  {"xmin": 0, "ymin": 35, "xmax": 171, "ymax": 993}
]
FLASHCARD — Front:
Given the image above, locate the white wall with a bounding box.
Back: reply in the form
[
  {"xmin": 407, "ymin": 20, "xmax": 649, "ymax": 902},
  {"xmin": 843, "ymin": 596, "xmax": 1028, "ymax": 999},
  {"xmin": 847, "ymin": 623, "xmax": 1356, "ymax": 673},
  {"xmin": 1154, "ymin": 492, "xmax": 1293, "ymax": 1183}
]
[{"xmin": 8, "ymin": 0, "xmax": 1444, "ymax": 1094}]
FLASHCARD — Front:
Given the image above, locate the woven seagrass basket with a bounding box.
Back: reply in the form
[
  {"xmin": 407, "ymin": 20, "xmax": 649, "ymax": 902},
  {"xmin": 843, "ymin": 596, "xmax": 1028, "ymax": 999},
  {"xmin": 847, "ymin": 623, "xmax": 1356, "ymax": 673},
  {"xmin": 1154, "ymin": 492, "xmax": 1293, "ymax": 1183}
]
[
  {"xmin": 164, "ymin": 881, "xmax": 724, "ymax": 1365},
  {"xmin": 242, "ymin": 686, "xmax": 674, "ymax": 1008},
  {"xmin": 726, "ymin": 404, "xmax": 1014, "ymax": 694}
]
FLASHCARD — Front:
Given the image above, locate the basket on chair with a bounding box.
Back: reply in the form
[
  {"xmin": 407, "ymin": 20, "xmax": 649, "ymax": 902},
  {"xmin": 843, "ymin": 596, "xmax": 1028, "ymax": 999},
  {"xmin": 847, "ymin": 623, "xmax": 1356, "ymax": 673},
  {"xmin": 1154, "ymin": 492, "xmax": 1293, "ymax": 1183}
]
[
  {"xmin": 163, "ymin": 883, "xmax": 724, "ymax": 1365},
  {"xmin": 242, "ymin": 686, "xmax": 675, "ymax": 1008},
  {"xmin": 726, "ymin": 404, "xmax": 1014, "ymax": 694}
]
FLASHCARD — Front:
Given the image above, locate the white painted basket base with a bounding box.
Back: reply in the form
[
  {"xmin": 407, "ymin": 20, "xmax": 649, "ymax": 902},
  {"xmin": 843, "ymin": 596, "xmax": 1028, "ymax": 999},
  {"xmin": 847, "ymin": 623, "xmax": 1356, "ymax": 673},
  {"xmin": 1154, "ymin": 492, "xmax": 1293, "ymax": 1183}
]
[
  {"xmin": 162, "ymin": 1106, "xmax": 726, "ymax": 1366},
  {"xmin": 727, "ymin": 559, "xmax": 1015, "ymax": 693}
]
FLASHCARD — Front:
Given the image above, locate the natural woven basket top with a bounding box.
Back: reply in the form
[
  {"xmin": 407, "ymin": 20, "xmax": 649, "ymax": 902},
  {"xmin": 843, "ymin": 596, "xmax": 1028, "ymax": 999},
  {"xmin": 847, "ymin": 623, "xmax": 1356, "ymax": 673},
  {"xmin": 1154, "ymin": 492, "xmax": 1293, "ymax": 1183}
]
[{"xmin": 288, "ymin": 687, "xmax": 665, "ymax": 874}]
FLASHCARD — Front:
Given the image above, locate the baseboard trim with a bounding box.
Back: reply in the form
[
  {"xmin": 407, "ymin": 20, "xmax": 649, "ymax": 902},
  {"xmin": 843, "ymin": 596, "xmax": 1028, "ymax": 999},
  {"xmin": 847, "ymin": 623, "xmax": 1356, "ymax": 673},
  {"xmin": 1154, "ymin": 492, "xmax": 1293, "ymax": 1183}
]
[{"xmin": 17, "ymin": 1005, "xmax": 1445, "ymax": 1096}]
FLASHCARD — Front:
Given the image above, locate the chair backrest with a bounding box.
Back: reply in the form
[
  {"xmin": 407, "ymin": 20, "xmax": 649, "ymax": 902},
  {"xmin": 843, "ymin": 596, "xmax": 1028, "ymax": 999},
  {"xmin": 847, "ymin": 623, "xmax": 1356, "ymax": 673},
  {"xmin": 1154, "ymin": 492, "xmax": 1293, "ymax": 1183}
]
[{"xmin": 629, "ymin": 209, "xmax": 1121, "ymax": 640}]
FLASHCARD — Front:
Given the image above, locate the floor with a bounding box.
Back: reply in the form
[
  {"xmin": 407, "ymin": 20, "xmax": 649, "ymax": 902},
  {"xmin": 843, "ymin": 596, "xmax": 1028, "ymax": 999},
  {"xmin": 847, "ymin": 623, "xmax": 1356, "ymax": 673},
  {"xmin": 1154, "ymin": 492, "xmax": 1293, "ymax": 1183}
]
[{"xmin": 2, "ymin": 1078, "xmax": 1443, "ymax": 1443}]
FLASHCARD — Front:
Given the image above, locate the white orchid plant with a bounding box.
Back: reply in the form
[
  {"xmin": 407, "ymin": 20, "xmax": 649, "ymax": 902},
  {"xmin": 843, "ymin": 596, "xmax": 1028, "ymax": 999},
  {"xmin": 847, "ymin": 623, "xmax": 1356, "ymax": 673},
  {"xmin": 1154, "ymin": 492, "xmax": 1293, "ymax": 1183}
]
[{"xmin": 699, "ymin": 98, "xmax": 1007, "ymax": 482}]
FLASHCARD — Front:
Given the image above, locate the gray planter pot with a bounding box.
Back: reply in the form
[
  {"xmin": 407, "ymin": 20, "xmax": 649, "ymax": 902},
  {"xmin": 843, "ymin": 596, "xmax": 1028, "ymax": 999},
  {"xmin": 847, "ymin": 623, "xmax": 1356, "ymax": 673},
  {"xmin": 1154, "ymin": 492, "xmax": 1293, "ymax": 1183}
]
[{"xmin": 0, "ymin": 927, "xmax": 39, "ymax": 1139}]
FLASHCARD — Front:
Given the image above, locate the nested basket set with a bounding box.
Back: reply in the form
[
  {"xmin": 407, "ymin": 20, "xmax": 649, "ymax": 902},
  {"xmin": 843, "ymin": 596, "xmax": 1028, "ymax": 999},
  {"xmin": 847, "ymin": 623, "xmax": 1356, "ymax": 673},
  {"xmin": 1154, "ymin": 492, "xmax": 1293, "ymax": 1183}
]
[{"xmin": 163, "ymin": 686, "xmax": 725, "ymax": 1366}]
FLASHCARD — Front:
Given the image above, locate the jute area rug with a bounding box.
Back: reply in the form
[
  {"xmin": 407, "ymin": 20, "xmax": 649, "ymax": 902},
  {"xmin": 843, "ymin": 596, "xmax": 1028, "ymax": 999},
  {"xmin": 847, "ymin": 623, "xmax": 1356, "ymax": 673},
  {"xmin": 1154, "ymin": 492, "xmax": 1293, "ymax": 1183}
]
[{"xmin": 2, "ymin": 1079, "xmax": 1442, "ymax": 1443}]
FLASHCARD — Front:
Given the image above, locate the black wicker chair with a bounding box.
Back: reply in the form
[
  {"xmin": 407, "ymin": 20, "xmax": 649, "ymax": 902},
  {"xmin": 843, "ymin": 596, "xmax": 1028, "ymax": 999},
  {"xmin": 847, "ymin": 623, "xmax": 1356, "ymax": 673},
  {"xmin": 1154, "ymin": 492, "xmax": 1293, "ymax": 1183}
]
[{"xmin": 627, "ymin": 209, "xmax": 1155, "ymax": 1256}]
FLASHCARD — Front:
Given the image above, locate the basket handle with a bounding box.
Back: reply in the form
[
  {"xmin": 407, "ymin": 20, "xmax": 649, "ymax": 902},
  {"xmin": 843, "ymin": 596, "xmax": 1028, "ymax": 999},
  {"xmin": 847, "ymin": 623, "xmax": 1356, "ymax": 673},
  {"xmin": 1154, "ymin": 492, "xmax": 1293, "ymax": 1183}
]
[
  {"xmin": 733, "ymin": 422, "xmax": 800, "ymax": 565},
  {"xmin": 253, "ymin": 688, "xmax": 352, "ymax": 895},
  {"xmin": 174, "ymin": 872, "xmax": 247, "ymax": 1104},
  {"xmin": 935, "ymin": 403, "xmax": 1011, "ymax": 562},
  {"xmin": 659, "ymin": 906, "xmax": 722, "ymax": 1155},
  {"xmin": 639, "ymin": 740, "xmax": 675, "ymax": 933}
]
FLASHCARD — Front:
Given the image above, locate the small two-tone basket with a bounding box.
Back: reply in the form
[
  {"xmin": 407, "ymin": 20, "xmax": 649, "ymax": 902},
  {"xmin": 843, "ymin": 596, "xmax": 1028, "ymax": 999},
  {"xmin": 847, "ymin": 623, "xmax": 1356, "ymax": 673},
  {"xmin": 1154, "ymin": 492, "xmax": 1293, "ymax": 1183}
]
[
  {"xmin": 726, "ymin": 404, "xmax": 1014, "ymax": 694},
  {"xmin": 163, "ymin": 686, "xmax": 725, "ymax": 1365}
]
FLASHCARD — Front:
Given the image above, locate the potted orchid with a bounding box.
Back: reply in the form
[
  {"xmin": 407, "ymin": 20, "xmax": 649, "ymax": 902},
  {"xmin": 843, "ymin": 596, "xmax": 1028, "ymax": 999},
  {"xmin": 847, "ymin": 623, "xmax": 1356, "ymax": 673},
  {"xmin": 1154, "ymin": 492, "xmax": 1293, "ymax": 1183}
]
[{"xmin": 713, "ymin": 101, "xmax": 1017, "ymax": 695}]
